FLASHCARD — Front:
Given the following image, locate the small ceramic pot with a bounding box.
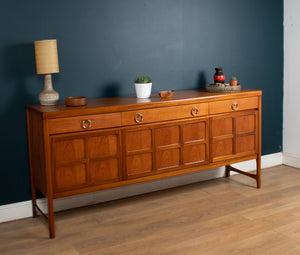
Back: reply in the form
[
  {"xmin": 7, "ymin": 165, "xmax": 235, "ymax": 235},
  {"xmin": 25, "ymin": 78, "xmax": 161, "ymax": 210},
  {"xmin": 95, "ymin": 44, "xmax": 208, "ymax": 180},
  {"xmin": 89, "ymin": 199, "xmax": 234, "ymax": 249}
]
[
  {"xmin": 230, "ymin": 80, "xmax": 238, "ymax": 86},
  {"xmin": 135, "ymin": 83, "xmax": 152, "ymax": 99},
  {"xmin": 214, "ymin": 68, "xmax": 225, "ymax": 84}
]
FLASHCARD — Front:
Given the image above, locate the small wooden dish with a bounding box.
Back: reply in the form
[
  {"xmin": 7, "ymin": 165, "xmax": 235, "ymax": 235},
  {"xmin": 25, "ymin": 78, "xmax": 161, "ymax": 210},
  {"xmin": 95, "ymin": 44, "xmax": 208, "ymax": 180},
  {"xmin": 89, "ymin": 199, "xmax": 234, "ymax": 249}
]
[
  {"xmin": 65, "ymin": 96, "xmax": 87, "ymax": 107},
  {"xmin": 158, "ymin": 90, "xmax": 175, "ymax": 99}
]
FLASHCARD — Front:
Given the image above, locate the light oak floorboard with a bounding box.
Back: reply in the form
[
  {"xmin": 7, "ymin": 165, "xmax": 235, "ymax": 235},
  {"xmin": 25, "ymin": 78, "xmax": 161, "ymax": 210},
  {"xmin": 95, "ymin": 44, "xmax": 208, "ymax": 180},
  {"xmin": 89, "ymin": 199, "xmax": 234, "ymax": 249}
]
[{"xmin": 1, "ymin": 165, "xmax": 300, "ymax": 255}]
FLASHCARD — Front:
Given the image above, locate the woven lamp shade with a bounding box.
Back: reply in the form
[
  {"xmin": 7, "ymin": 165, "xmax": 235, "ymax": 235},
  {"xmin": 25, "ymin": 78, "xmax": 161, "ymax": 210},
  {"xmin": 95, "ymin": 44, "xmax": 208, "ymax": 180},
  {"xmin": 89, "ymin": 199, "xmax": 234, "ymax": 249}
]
[{"xmin": 34, "ymin": 39, "xmax": 59, "ymax": 74}]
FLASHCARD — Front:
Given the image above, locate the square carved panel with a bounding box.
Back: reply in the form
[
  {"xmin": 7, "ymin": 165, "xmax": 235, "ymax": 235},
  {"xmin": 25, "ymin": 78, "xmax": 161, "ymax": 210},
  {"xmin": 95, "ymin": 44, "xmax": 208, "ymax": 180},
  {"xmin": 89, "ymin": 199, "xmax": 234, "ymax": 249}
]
[
  {"xmin": 88, "ymin": 134, "xmax": 118, "ymax": 159},
  {"xmin": 155, "ymin": 126, "xmax": 180, "ymax": 147},
  {"xmin": 125, "ymin": 129, "xmax": 152, "ymax": 152},
  {"xmin": 182, "ymin": 122, "xmax": 206, "ymax": 143}
]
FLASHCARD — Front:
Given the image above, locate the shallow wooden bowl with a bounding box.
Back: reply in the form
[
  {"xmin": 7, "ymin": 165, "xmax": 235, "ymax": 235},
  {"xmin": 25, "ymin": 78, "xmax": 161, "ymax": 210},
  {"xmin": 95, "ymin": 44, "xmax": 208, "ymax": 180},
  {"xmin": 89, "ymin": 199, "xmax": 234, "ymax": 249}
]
[
  {"xmin": 158, "ymin": 90, "xmax": 175, "ymax": 99},
  {"xmin": 65, "ymin": 96, "xmax": 88, "ymax": 106}
]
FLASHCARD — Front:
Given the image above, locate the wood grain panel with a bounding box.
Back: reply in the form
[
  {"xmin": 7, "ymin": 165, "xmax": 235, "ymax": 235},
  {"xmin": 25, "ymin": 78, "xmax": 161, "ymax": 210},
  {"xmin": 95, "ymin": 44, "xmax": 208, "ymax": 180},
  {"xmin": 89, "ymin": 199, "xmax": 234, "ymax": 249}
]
[
  {"xmin": 235, "ymin": 113, "xmax": 256, "ymax": 134},
  {"xmin": 126, "ymin": 153, "xmax": 153, "ymax": 177},
  {"xmin": 155, "ymin": 126, "xmax": 180, "ymax": 147},
  {"xmin": 212, "ymin": 138, "xmax": 233, "ymax": 159},
  {"xmin": 236, "ymin": 135, "xmax": 256, "ymax": 154},
  {"xmin": 182, "ymin": 122, "xmax": 206, "ymax": 143},
  {"xmin": 183, "ymin": 144, "xmax": 206, "ymax": 165},
  {"xmin": 53, "ymin": 139, "xmax": 85, "ymax": 162},
  {"xmin": 212, "ymin": 117, "xmax": 233, "ymax": 137},
  {"xmin": 156, "ymin": 148, "xmax": 180, "ymax": 170},
  {"xmin": 90, "ymin": 158, "xmax": 120, "ymax": 183},
  {"xmin": 88, "ymin": 134, "xmax": 118, "ymax": 158},
  {"xmin": 54, "ymin": 164, "xmax": 87, "ymax": 191},
  {"xmin": 125, "ymin": 129, "xmax": 152, "ymax": 152}
]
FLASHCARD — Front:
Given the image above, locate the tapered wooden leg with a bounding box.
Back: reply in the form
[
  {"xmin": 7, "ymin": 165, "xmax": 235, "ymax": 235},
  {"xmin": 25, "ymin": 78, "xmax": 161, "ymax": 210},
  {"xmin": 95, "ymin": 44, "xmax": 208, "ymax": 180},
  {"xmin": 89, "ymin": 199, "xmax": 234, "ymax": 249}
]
[
  {"xmin": 32, "ymin": 199, "xmax": 37, "ymax": 218},
  {"xmin": 29, "ymin": 158, "xmax": 37, "ymax": 217},
  {"xmin": 30, "ymin": 183, "xmax": 38, "ymax": 218},
  {"xmin": 48, "ymin": 197, "xmax": 55, "ymax": 239},
  {"xmin": 256, "ymin": 157, "xmax": 261, "ymax": 189},
  {"xmin": 225, "ymin": 165, "xmax": 231, "ymax": 177}
]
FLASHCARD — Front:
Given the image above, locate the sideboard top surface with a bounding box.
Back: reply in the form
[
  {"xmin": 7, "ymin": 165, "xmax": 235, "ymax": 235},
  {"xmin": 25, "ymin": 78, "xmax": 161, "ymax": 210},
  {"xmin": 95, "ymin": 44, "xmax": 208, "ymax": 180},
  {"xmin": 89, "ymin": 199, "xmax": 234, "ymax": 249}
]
[{"xmin": 26, "ymin": 89, "xmax": 262, "ymax": 119}]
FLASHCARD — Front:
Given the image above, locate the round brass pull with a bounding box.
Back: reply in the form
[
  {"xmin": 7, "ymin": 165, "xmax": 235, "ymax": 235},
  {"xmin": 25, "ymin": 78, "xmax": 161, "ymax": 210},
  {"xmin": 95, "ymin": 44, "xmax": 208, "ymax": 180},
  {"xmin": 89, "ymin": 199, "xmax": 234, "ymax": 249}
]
[
  {"xmin": 82, "ymin": 119, "xmax": 92, "ymax": 129},
  {"xmin": 191, "ymin": 107, "xmax": 199, "ymax": 117},
  {"xmin": 134, "ymin": 113, "xmax": 143, "ymax": 123},
  {"xmin": 232, "ymin": 102, "xmax": 239, "ymax": 111}
]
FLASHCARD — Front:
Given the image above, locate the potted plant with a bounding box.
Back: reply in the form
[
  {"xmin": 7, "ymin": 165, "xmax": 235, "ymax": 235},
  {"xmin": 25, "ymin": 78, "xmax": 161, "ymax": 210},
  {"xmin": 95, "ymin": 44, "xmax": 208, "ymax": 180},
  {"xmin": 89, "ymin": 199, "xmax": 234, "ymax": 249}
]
[
  {"xmin": 134, "ymin": 76, "xmax": 152, "ymax": 98},
  {"xmin": 230, "ymin": 77, "xmax": 238, "ymax": 86}
]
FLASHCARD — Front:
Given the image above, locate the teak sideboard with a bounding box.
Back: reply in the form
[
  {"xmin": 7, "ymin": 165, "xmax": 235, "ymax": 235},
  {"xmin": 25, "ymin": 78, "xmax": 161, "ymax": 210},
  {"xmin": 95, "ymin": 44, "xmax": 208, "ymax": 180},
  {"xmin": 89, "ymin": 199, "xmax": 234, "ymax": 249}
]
[{"xmin": 26, "ymin": 89, "xmax": 262, "ymax": 238}]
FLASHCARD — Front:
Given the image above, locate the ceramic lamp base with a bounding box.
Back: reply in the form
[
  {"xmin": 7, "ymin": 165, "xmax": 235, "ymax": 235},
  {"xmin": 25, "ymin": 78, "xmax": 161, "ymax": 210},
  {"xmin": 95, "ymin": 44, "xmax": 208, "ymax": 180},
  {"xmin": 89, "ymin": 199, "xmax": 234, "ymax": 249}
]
[{"xmin": 39, "ymin": 74, "xmax": 59, "ymax": 105}]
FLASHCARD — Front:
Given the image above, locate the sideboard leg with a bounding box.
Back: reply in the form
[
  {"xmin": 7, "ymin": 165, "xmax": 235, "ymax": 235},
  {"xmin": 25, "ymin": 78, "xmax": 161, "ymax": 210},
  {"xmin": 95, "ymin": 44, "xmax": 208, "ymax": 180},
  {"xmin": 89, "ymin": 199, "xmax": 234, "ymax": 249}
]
[
  {"xmin": 225, "ymin": 165, "xmax": 231, "ymax": 177},
  {"xmin": 48, "ymin": 197, "xmax": 55, "ymax": 239},
  {"xmin": 31, "ymin": 186, "xmax": 38, "ymax": 218},
  {"xmin": 256, "ymin": 157, "xmax": 261, "ymax": 189},
  {"xmin": 225, "ymin": 164, "xmax": 260, "ymax": 188}
]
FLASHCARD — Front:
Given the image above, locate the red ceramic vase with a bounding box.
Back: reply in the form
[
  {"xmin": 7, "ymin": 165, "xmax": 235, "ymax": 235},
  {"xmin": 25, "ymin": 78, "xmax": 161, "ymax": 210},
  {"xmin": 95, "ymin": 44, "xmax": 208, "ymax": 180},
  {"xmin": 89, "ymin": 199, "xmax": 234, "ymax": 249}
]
[{"xmin": 214, "ymin": 68, "xmax": 225, "ymax": 83}]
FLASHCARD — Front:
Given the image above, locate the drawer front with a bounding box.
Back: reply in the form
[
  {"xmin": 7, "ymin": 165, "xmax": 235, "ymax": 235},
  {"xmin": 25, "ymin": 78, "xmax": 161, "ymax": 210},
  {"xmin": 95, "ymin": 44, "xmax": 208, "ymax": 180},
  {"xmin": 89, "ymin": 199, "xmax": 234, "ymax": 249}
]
[
  {"xmin": 121, "ymin": 103, "xmax": 208, "ymax": 125},
  {"xmin": 48, "ymin": 113, "xmax": 121, "ymax": 134},
  {"xmin": 209, "ymin": 96, "xmax": 258, "ymax": 114}
]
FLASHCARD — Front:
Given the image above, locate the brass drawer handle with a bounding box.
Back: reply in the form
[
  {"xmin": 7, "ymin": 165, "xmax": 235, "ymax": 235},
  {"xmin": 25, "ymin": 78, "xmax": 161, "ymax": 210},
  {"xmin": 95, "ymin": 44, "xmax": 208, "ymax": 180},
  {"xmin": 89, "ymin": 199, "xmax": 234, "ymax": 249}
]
[
  {"xmin": 191, "ymin": 107, "xmax": 199, "ymax": 117},
  {"xmin": 82, "ymin": 119, "xmax": 92, "ymax": 129},
  {"xmin": 134, "ymin": 113, "xmax": 143, "ymax": 123},
  {"xmin": 232, "ymin": 102, "xmax": 239, "ymax": 111}
]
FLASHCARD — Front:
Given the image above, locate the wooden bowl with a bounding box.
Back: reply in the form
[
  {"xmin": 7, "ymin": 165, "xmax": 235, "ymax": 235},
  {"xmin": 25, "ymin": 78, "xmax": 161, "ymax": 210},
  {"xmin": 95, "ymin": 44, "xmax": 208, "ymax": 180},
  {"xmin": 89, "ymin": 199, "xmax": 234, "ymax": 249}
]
[
  {"xmin": 65, "ymin": 96, "xmax": 87, "ymax": 107},
  {"xmin": 158, "ymin": 90, "xmax": 175, "ymax": 99}
]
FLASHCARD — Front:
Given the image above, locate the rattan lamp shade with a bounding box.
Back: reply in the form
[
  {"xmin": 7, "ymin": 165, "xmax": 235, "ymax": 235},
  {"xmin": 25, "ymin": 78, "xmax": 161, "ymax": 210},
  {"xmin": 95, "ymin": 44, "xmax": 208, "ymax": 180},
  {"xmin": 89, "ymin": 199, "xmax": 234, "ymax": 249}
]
[{"xmin": 34, "ymin": 39, "xmax": 59, "ymax": 74}]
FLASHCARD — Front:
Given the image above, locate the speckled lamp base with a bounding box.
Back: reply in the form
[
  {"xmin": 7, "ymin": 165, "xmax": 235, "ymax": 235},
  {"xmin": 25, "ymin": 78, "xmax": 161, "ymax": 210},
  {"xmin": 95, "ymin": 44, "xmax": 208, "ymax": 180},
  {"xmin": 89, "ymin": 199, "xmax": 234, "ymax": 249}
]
[{"xmin": 39, "ymin": 74, "xmax": 59, "ymax": 106}]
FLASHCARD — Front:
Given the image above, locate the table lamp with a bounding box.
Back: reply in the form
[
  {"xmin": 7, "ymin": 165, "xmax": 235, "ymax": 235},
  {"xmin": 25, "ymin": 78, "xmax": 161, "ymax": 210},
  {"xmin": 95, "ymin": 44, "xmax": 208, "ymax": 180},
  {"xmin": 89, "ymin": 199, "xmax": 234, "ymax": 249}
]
[{"xmin": 34, "ymin": 39, "xmax": 59, "ymax": 105}]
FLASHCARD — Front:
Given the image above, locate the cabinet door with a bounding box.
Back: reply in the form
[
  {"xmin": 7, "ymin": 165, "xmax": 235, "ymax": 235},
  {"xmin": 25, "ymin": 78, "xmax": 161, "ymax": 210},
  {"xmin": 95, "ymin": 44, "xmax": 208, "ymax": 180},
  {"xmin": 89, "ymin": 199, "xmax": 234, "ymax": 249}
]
[
  {"xmin": 124, "ymin": 128, "xmax": 153, "ymax": 178},
  {"xmin": 182, "ymin": 121, "xmax": 208, "ymax": 166},
  {"xmin": 211, "ymin": 110, "xmax": 257, "ymax": 162},
  {"xmin": 51, "ymin": 130, "xmax": 121, "ymax": 193},
  {"xmin": 88, "ymin": 133, "xmax": 121, "ymax": 185},
  {"xmin": 123, "ymin": 119, "xmax": 208, "ymax": 179},
  {"xmin": 52, "ymin": 138, "xmax": 87, "ymax": 191}
]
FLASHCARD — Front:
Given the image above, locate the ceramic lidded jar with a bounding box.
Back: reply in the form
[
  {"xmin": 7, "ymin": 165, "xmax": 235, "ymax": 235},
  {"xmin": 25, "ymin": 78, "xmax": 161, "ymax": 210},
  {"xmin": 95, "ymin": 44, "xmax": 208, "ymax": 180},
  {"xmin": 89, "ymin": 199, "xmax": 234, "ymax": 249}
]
[{"xmin": 213, "ymin": 68, "xmax": 225, "ymax": 84}]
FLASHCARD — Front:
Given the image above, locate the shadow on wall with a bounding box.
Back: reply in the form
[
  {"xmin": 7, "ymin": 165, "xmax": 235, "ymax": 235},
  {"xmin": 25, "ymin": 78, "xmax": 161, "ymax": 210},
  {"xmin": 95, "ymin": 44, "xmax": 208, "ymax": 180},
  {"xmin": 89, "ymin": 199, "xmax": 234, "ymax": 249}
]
[
  {"xmin": 0, "ymin": 43, "xmax": 37, "ymax": 205},
  {"xmin": 101, "ymin": 82, "xmax": 121, "ymax": 97},
  {"xmin": 197, "ymin": 71, "xmax": 207, "ymax": 89}
]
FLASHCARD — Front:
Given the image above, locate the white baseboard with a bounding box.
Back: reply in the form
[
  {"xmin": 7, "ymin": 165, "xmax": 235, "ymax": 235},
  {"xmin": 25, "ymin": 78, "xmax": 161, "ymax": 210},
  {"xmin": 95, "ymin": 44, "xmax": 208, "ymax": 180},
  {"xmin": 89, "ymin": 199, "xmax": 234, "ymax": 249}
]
[
  {"xmin": 231, "ymin": 152, "xmax": 283, "ymax": 170},
  {"xmin": 0, "ymin": 152, "xmax": 283, "ymax": 223},
  {"xmin": 0, "ymin": 200, "xmax": 33, "ymax": 223},
  {"xmin": 283, "ymin": 152, "xmax": 300, "ymax": 168}
]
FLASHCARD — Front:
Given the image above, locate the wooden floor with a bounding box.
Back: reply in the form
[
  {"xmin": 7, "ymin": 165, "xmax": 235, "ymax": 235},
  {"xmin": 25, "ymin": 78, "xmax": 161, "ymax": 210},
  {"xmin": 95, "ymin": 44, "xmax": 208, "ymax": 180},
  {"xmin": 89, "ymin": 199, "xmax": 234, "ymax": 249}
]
[{"xmin": 1, "ymin": 165, "xmax": 300, "ymax": 255}]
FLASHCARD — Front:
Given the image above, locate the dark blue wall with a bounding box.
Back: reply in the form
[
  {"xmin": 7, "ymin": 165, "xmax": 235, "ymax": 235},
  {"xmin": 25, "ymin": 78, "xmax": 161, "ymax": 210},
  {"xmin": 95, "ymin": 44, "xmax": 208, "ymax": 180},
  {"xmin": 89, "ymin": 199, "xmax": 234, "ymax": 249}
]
[{"xmin": 0, "ymin": 0, "xmax": 283, "ymax": 206}]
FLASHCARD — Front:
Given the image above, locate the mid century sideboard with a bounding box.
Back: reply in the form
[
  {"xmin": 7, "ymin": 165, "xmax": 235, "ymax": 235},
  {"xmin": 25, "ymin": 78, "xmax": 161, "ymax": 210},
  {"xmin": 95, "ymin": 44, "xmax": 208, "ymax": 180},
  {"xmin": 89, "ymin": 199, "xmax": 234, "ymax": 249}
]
[{"xmin": 26, "ymin": 89, "xmax": 262, "ymax": 238}]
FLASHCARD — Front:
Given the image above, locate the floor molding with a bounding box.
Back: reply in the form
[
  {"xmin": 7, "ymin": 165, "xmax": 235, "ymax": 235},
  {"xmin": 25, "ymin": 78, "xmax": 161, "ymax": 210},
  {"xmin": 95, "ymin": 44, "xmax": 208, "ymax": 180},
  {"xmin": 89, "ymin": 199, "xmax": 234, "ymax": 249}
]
[
  {"xmin": 283, "ymin": 152, "xmax": 300, "ymax": 169},
  {"xmin": 0, "ymin": 152, "xmax": 283, "ymax": 223}
]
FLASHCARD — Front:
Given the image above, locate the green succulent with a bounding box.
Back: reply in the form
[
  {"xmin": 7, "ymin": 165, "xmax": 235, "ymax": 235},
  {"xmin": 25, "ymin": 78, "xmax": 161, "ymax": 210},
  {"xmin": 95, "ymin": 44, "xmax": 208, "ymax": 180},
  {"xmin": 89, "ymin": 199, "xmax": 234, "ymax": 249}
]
[
  {"xmin": 135, "ymin": 76, "xmax": 152, "ymax": 83},
  {"xmin": 230, "ymin": 77, "xmax": 237, "ymax": 81}
]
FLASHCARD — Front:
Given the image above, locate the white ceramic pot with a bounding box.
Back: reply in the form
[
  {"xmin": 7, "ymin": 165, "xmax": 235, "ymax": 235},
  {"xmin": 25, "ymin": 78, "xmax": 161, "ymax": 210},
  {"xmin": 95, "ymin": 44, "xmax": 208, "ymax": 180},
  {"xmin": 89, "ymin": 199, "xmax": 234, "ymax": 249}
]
[{"xmin": 134, "ymin": 82, "xmax": 152, "ymax": 99}]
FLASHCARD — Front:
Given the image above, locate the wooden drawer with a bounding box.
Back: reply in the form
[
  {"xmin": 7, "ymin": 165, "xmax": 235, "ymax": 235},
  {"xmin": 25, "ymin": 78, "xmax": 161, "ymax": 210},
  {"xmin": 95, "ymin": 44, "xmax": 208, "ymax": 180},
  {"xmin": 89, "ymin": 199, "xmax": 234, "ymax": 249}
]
[
  {"xmin": 48, "ymin": 113, "xmax": 121, "ymax": 134},
  {"xmin": 121, "ymin": 103, "xmax": 208, "ymax": 125},
  {"xmin": 209, "ymin": 96, "xmax": 258, "ymax": 114}
]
